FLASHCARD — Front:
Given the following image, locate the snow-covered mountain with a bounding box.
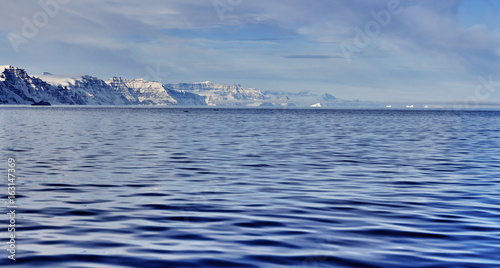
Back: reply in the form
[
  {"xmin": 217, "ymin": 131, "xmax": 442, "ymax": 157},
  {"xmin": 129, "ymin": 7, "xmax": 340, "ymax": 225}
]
[
  {"xmin": 106, "ymin": 77, "xmax": 177, "ymax": 105},
  {"xmin": 0, "ymin": 65, "xmax": 209, "ymax": 105},
  {"xmin": 0, "ymin": 65, "xmax": 96, "ymax": 105},
  {"xmin": 0, "ymin": 65, "xmax": 349, "ymax": 107},
  {"xmin": 106, "ymin": 77, "xmax": 208, "ymax": 106},
  {"xmin": 0, "ymin": 65, "xmax": 274, "ymax": 106},
  {"xmin": 165, "ymin": 81, "xmax": 266, "ymax": 106},
  {"xmin": 164, "ymin": 87, "xmax": 207, "ymax": 106}
]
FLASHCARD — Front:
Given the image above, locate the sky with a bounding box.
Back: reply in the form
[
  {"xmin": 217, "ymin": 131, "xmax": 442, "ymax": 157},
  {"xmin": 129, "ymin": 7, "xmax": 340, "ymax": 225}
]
[{"xmin": 1, "ymin": 0, "xmax": 500, "ymax": 103}]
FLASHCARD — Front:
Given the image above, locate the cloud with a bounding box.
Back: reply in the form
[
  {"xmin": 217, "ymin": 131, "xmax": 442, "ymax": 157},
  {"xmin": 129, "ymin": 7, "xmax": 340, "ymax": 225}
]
[
  {"xmin": 284, "ymin": 55, "xmax": 342, "ymax": 59},
  {"xmin": 0, "ymin": 0, "xmax": 499, "ymax": 102},
  {"xmin": 382, "ymin": 0, "xmax": 500, "ymax": 74}
]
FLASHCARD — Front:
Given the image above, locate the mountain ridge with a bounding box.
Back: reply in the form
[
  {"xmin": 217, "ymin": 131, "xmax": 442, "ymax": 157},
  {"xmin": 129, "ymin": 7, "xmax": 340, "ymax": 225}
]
[
  {"xmin": 0, "ymin": 65, "xmax": 272, "ymax": 106},
  {"xmin": 0, "ymin": 65, "xmax": 346, "ymax": 107}
]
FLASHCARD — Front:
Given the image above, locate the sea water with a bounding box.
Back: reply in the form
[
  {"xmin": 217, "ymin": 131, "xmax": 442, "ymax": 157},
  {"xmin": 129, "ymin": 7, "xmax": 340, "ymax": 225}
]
[{"xmin": 0, "ymin": 107, "xmax": 499, "ymax": 267}]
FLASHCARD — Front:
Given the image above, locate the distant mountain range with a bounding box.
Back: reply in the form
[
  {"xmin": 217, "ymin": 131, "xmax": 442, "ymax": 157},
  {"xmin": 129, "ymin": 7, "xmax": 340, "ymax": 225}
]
[{"xmin": 0, "ymin": 65, "xmax": 369, "ymax": 107}]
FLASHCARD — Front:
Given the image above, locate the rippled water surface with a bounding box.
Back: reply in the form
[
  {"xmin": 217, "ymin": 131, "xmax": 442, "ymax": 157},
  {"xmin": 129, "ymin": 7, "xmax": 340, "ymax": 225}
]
[{"xmin": 1, "ymin": 107, "xmax": 500, "ymax": 267}]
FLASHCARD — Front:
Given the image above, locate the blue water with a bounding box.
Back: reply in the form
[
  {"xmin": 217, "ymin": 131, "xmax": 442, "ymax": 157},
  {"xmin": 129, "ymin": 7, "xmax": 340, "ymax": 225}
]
[{"xmin": 1, "ymin": 107, "xmax": 500, "ymax": 267}]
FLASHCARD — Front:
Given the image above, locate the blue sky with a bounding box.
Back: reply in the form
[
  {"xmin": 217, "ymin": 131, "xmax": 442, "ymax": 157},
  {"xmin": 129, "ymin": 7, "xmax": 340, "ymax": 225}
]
[{"xmin": 1, "ymin": 0, "xmax": 500, "ymax": 102}]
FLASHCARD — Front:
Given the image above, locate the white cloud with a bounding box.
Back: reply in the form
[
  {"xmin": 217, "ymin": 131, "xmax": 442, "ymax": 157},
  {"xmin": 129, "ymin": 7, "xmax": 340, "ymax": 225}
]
[{"xmin": 0, "ymin": 0, "xmax": 499, "ymax": 102}]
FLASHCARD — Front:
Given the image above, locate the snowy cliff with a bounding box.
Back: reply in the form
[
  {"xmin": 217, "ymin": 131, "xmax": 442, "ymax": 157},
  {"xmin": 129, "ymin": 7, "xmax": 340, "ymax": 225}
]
[
  {"xmin": 0, "ymin": 65, "xmax": 322, "ymax": 107},
  {"xmin": 0, "ymin": 65, "xmax": 265, "ymax": 106},
  {"xmin": 0, "ymin": 66, "xmax": 208, "ymax": 105},
  {"xmin": 106, "ymin": 77, "xmax": 178, "ymax": 105},
  {"xmin": 1, "ymin": 65, "xmax": 91, "ymax": 105},
  {"xmin": 165, "ymin": 81, "xmax": 266, "ymax": 106}
]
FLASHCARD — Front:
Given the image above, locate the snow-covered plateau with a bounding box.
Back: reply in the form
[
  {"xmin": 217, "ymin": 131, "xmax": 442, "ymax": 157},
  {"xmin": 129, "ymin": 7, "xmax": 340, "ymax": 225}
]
[
  {"xmin": 0, "ymin": 65, "xmax": 356, "ymax": 107},
  {"xmin": 0, "ymin": 66, "xmax": 272, "ymax": 106}
]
